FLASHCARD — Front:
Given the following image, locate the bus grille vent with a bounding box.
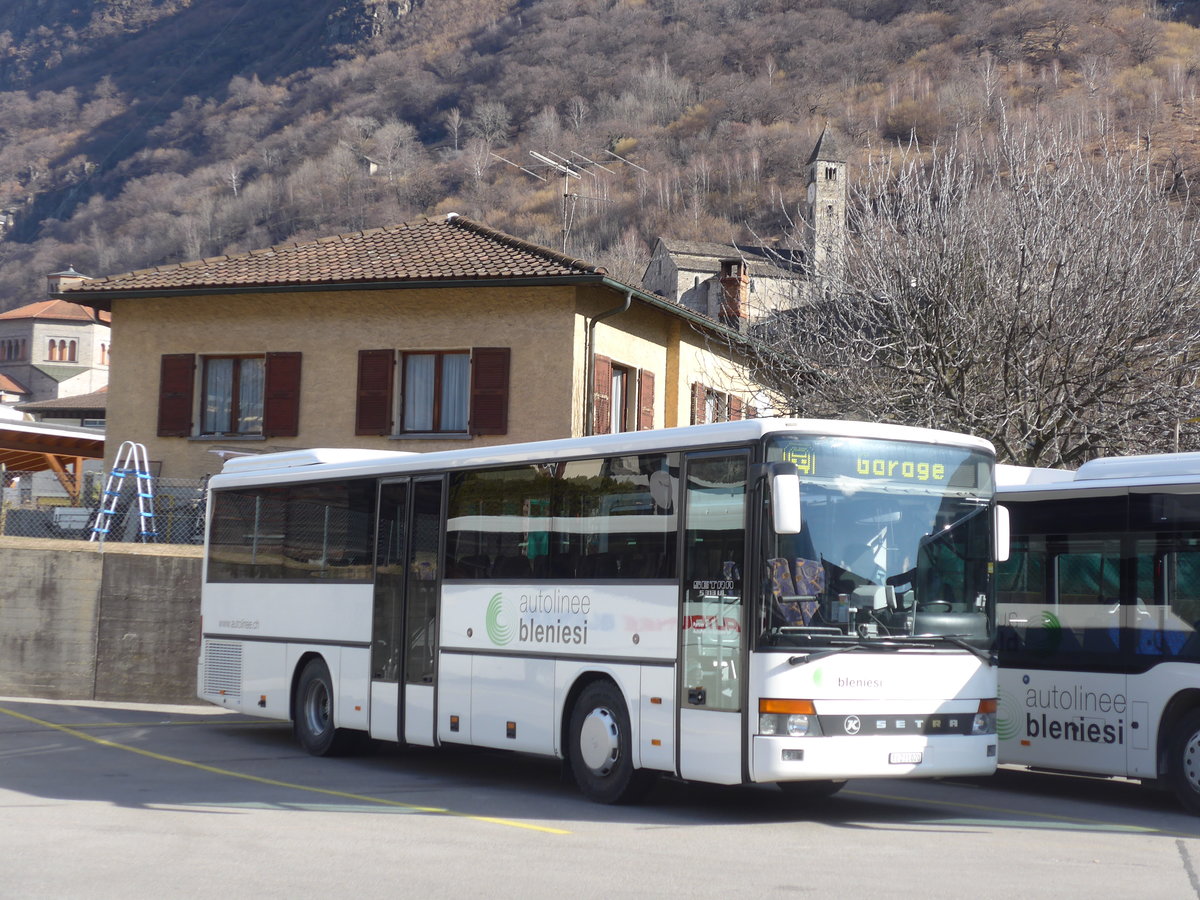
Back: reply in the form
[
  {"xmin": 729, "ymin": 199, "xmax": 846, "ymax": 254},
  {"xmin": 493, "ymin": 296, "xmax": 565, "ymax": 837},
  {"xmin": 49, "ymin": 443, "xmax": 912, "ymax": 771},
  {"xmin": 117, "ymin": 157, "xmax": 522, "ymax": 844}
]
[{"xmin": 203, "ymin": 641, "xmax": 243, "ymax": 698}]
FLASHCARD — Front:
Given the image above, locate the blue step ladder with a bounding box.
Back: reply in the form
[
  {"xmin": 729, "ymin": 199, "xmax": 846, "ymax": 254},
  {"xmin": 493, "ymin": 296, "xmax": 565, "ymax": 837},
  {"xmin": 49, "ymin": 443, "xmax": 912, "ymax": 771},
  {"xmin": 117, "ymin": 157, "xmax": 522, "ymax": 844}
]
[{"xmin": 90, "ymin": 441, "xmax": 158, "ymax": 544}]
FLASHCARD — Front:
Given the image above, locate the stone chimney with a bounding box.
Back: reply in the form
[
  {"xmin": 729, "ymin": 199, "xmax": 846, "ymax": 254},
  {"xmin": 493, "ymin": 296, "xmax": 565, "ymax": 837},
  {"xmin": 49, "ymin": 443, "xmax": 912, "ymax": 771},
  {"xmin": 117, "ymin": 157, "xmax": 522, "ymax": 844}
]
[
  {"xmin": 46, "ymin": 266, "xmax": 91, "ymax": 294},
  {"xmin": 718, "ymin": 259, "xmax": 750, "ymax": 328}
]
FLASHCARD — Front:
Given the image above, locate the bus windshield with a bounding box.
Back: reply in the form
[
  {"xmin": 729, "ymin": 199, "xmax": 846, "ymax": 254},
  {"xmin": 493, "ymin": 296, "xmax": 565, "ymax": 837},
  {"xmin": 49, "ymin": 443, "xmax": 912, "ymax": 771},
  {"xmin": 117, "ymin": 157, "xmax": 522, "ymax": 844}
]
[{"xmin": 759, "ymin": 435, "xmax": 996, "ymax": 649}]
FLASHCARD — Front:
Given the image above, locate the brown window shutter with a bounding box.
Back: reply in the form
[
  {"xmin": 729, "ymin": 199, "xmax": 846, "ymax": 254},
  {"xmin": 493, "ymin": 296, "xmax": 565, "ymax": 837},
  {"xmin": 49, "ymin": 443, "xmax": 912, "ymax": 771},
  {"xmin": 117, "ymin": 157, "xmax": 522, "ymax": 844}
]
[
  {"xmin": 157, "ymin": 354, "xmax": 195, "ymax": 437},
  {"xmin": 263, "ymin": 352, "xmax": 302, "ymax": 437},
  {"xmin": 593, "ymin": 355, "xmax": 612, "ymax": 435},
  {"xmin": 691, "ymin": 382, "xmax": 706, "ymax": 425},
  {"xmin": 470, "ymin": 347, "xmax": 510, "ymax": 436},
  {"xmin": 638, "ymin": 369, "xmax": 655, "ymax": 431},
  {"xmin": 729, "ymin": 396, "xmax": 743, "ymax": 421},
  {"xmin": 355, "ymin": 349, "xmax": 395, "ymax": 436}
]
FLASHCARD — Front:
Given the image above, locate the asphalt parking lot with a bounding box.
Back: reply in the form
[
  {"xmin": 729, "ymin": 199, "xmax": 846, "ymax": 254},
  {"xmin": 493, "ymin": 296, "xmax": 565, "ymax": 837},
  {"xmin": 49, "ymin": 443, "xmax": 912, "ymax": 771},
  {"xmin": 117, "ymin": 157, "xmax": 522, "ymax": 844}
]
[{"xmin": 2, "ymin": 697, "xmax": 1200, "ymax": 899}]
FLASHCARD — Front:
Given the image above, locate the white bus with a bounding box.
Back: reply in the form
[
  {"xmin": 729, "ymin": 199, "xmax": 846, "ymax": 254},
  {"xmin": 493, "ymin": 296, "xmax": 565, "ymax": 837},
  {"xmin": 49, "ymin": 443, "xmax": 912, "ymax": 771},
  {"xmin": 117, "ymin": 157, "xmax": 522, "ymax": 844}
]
[
  {"xmin": 996, "ymin": 452, "xmax": 1200, "ymax": 814},
  {"xmin": 198, "ymin": 418, "xmax": 1003, "ymax": 803}
]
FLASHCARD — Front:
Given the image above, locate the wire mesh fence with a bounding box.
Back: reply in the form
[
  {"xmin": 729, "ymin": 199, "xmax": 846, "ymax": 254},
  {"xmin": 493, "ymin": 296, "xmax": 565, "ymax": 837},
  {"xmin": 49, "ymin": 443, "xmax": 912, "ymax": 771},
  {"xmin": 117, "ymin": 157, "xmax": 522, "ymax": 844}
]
[{"xmin": 0, "ymin": 470, "xmax": 208, "ymax": 543}]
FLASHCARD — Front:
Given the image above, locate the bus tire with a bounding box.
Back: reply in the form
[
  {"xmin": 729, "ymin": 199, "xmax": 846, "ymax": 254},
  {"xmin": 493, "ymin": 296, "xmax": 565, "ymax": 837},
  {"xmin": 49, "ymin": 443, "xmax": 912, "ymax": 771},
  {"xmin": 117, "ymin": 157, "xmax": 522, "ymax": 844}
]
[
  {"xmin": 294, "ymin": 657, "xmax": 351, "ymax": 757},
  {"xmin": 1168, "ymin": 709, "xmax": 1200, "ymax": 815},
  {"xmin": 777, "ymin": 779, "xmax": 846, "ymax": 799},
  {"xmin": 568, "ymin": 681, "xmax": 654, "ymax": 804}
]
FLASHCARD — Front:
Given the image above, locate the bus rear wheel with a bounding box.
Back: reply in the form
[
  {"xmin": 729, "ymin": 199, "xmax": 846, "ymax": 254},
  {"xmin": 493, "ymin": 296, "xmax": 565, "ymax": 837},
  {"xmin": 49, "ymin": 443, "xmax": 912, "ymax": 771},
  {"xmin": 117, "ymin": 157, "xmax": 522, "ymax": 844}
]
[
  {"xmin": 568, "ymin": 681, "xmax": 654, "ymax": 804},
  {"xmin": 1168, "ymin": 709, "xmax": 1200, "ymax": 815},
  {"xmin": 294, "ymin": 658, "xmax": 352, "ymax": 756}
]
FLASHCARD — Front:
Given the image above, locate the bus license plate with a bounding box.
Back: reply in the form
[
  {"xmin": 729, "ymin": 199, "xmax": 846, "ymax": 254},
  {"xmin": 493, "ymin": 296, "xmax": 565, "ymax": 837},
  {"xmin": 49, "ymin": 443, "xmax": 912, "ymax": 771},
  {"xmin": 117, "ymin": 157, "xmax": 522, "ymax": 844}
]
[{"xmin": 889, "ymin": 751, "xmax": 923, "ymax": 764}]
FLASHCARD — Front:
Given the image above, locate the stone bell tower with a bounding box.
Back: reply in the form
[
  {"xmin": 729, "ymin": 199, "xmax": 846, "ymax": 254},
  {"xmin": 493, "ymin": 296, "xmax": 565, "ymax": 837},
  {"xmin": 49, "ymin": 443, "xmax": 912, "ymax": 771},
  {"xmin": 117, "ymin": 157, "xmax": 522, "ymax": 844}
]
[{"xmin": 805, "ymin": 126, "xmax": 847, "ymax": 293}]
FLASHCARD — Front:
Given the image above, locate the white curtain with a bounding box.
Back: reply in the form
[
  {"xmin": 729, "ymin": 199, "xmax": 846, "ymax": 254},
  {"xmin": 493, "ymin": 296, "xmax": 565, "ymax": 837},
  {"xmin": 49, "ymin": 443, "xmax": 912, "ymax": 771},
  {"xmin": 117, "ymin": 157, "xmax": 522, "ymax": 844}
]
[
  {"xmin": 203, "ymin": 358, "xmax": 233, "ymax": 433},
  {"xmin": 404, "ymin": 354, "xmax": 435, "ymax": 432},
  {"xmin": 238, "ymin": 357, "xmax": 265, "ymax": 433},
  {"xmin": 442, "ymin": 353, "xmax": 469, "ymax": 431}
]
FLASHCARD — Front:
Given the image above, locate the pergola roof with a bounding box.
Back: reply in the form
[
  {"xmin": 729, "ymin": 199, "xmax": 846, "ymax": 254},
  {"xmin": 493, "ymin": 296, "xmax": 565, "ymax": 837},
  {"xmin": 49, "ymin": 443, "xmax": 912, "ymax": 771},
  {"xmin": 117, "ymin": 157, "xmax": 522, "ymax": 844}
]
[{"xmin": 0, "ymin": 420, "xmax": 103, "ymax": 501}]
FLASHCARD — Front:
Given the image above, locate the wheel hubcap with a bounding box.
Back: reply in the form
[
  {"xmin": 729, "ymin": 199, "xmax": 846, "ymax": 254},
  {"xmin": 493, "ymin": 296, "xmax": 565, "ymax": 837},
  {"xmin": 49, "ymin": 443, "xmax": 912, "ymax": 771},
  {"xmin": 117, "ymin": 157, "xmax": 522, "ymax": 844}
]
[
  {"xmin": 578, "ymin": 706, "xmax": 620, "ymax": 776},
  {"xmin": 1184, "ymin": 731, "xmax": 1200, "ymax": 791},
  {"xmin": 305, "ymin": 681, "xmax": 330, "ymax": 735}
]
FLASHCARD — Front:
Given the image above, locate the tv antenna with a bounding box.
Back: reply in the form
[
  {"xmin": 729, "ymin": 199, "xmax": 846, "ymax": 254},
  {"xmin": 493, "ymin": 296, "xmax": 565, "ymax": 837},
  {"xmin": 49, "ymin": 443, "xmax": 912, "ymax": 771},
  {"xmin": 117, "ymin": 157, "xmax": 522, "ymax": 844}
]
[{"xmin": 493, "ymin": 147, "xmax": 637, "ymax": 253}]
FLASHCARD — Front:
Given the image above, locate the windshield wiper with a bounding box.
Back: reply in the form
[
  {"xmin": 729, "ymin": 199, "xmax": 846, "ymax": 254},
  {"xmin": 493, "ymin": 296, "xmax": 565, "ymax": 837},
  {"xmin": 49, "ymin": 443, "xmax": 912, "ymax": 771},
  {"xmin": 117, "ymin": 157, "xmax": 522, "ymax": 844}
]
[
  {"xmin": 887, "ymin": 633, "xmax": 994, "ymax": 663},
  {"xmin": 787, "ymin": 641, "xmax": 910, "ymax": 666}
]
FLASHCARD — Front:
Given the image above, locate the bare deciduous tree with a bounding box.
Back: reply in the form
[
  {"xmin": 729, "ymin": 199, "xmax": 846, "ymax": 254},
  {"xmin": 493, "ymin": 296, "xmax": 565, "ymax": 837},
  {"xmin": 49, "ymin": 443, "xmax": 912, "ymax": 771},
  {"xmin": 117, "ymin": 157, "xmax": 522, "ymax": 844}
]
[{"xmin": 741, "ymin": 119, "xmax": 1200, "ymax": 467}]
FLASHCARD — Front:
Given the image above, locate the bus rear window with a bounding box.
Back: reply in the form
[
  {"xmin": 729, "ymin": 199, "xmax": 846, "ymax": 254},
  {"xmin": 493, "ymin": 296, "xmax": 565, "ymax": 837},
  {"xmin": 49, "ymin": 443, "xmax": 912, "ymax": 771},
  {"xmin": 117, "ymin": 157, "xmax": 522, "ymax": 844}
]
[{"xmin": 207, "ymin": 479, "xmax": 376, "ymax": 582}]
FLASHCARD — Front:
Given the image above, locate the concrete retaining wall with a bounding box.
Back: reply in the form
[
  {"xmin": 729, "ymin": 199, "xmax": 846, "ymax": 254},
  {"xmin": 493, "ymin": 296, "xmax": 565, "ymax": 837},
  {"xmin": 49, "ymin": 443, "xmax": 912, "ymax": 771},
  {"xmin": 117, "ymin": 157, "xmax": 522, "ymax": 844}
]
[{"xmin": 0, "ymin": 537, "xmax": 204, "ymax": 704}]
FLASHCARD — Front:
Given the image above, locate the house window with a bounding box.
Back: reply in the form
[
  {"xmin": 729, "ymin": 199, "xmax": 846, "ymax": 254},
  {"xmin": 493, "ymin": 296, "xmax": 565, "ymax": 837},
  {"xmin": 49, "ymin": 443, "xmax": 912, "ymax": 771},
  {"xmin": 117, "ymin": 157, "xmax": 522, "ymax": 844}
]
[
  {"xmin": 202, "ymin": 356, "xmax": 265, "ymax": 434},
  {"xmin": 691, "ymin": 382, "xmax": 746, "ymax": 425},
  {"xmin": 157, "ymin": 352, "xmax": 301, "ymax": 439},
  {"xmin": 593, "ymin": 355, "xmax": 654, "ymax": 435},
  {"xmin": 402, "ymin": 351, "xmax": 470, "ymax": 433},
  {"xmin": 355, "ymin": 347, "xmax": 510, "ymax": 438},
  {"xmin": 610, "ymin": 364, "xmax": 629, "ymax": 434}
]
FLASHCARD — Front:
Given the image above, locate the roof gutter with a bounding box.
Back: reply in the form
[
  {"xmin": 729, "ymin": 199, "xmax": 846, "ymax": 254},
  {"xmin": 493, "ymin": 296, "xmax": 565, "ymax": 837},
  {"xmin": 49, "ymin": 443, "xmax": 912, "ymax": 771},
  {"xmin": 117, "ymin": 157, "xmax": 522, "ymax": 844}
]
[{"xmin": 584, "ymin": 290, "xmax": 632, "ymax": 436}]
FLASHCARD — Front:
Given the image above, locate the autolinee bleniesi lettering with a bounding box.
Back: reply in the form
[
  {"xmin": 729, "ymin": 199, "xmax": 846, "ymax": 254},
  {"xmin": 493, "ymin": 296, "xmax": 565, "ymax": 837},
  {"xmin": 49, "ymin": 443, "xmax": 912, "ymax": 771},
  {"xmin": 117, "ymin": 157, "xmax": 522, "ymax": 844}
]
[
  {"xmin": 518, "ymin": 589, "xmax": 591, "ymax": 645},
  {"xmin": 1023, "ymin": 684, "xmax": 1127, "ymax": 745}
]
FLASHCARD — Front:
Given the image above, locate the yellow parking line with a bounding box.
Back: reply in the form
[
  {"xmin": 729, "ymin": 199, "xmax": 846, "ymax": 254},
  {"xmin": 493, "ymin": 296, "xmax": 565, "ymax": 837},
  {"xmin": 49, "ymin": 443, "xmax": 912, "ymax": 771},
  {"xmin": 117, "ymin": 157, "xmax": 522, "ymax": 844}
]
[
  {"xmin": 61, "ymin": 719, "xmax": 278, "ymax": 729},
  {"xmin": 0, "ymin": 705, "xmax": 569, "ymax": 835}
]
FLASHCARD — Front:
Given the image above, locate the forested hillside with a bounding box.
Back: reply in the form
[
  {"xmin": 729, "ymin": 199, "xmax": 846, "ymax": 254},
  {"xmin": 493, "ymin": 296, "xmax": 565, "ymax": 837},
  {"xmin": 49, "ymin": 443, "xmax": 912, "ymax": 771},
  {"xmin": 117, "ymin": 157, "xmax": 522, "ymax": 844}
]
[{"xmin": 1, "ymin": 0, "xmax": 1199, "ymax": 305}]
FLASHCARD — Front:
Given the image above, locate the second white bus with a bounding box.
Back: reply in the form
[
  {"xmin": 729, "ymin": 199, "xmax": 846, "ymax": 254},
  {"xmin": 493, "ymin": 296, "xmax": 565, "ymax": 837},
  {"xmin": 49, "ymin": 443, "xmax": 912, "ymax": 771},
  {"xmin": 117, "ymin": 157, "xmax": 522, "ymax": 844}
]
[
  {"xmin": 198, "ymin": 418, "xmax": 1003, "ymax": 802},
  {"xmin": 998, "ymin": 452, "xmax": 1200, "ymax": 814}
]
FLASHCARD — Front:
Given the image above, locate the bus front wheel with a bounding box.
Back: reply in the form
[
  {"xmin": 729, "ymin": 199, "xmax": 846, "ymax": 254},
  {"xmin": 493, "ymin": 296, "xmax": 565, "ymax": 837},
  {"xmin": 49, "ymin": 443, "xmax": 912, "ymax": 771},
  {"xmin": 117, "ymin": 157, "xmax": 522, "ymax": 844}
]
[
  {"xmin": 1167, "ymin": 709, "xmax": 1200, "ymax": 815},
  {"xmin": 568, "ymin": 681, "xmax": 654, "ymax": 804},
  {"xmin": 294, "ymin": 658, "xmax": 351, "ymax": 756}
]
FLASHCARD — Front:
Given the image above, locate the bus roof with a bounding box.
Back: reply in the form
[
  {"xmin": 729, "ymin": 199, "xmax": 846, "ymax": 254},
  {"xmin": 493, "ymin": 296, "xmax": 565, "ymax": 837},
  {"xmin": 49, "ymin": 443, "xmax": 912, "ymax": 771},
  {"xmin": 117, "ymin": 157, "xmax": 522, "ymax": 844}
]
[
  {"xmin": 998, "ymin": 451, "xmax": 1200, "ymax": 497},
  {"xmin": 210, "ymin": 417, "xmax": 996, "ymax": 489}
]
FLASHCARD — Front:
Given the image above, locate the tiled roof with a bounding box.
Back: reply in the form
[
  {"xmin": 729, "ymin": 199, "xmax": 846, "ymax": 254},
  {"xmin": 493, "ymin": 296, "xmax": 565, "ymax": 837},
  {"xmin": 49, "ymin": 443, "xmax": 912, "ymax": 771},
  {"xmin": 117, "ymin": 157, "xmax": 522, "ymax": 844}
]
[
  {"xmin": 15, "ymin": 386, "xmax": 107, "ymax": 412},
  {"xmin": 0, "ymin": 373, "xmax": 30, "ymax": 395},
  {"xmin": 0, "ymin": 299, "xmax": 111, "ymax": 323},
  {"xmin": 63, "ymin": 215, "xmax": 606, "ymax": 296},
  {"xmin": 658, "ymin": 239, "xmax": 802, "ymax": 279}
]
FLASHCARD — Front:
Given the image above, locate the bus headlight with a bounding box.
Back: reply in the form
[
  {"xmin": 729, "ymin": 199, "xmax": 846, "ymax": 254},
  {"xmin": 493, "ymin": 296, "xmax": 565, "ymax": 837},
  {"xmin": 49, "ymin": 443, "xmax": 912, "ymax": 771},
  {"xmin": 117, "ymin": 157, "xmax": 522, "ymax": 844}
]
[
  {"xmin": 759, "ymin": 713, "xmax": 822, "ymax": 736},
  {"xmin": 972, "ymin": 699, "xmax": 997, "ymax": 735},
  {"xmin": 758, "ymin": 699, "xmax": 822, "ymax": 737}
]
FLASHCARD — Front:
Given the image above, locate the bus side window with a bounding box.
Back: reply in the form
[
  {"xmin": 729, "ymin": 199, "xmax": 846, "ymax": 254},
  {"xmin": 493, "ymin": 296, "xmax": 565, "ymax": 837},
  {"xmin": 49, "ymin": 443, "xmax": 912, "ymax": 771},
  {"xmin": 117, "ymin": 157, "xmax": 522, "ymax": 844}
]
[
  {"xmin": 1134, "ymin": 537, "xmax": 1200, "ymax": 658},
  {"xmin": 1052, "ymin": 538, "xmax": 1121, "ymax": 655}
]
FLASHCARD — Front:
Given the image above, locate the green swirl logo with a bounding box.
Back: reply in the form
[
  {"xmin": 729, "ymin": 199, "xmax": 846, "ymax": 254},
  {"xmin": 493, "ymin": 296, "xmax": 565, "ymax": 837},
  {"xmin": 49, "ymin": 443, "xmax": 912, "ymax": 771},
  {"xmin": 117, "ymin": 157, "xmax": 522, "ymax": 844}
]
[
  {"xmin": 996, "ymin": 687, "xmax": 1019, "ymax": 741},
  {"xmin": 485, "ymin": 592, "xmax": 513, "ymax": 646}
]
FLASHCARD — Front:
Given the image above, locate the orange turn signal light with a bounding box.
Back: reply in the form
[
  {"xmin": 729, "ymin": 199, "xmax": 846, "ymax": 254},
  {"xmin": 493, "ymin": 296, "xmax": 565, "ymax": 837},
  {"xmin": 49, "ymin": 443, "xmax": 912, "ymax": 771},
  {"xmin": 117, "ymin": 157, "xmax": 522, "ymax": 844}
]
[
  {"xmin": 759, "ymin": 698, "xmax": 816, "ymax": 715},
  {"xmin": 978, "ymin": 698, "xmax": 998, "ymax": 714}
]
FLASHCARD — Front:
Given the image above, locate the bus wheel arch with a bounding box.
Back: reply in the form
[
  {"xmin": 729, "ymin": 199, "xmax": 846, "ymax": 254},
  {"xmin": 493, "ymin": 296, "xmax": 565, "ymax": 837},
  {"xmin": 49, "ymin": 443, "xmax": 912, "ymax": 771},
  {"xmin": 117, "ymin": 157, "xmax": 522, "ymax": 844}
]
[
  {"xmin": 1157, "ymin": 691, "xmax": 1200, "ymax": 782},
  {"xmin": 564, "ymin": 675, "xmax": 654, "ymax": 804},
  {"xmin": 1160, "ymin": 693, "xmax": 1200, "ymax": 814},
  {"xmin": 292, "ymin": 654, "xmax": 353, "ymax": 757}
]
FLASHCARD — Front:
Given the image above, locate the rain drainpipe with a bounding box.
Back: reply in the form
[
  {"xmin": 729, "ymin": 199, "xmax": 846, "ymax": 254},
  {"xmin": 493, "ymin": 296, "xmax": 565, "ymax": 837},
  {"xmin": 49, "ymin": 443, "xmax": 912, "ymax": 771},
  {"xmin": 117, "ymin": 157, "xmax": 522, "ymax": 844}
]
[{"xmin": 583, "ymin": 291, "xmax": 632, "ymax": 436}]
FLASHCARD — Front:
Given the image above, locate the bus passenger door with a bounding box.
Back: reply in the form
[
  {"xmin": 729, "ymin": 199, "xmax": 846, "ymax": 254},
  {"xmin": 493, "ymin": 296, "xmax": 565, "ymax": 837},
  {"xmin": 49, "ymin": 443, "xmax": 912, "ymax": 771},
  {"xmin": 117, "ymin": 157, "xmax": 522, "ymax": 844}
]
[
  {"xmin": 677, "ymin": 451, "xmax": 749, "ymax": 785},
  {"xmin": 370, "ymin": 477, "xmax": 443, "ymax": 746}
]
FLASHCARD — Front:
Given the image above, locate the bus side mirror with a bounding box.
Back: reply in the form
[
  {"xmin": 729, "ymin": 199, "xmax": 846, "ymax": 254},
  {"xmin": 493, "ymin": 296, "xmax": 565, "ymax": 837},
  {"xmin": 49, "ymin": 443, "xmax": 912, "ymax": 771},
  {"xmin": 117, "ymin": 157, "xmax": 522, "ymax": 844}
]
[
  {"xmin": 770, "ymin": 462, "xmax": 801, "ymax": 535},
  {"xmin": 994, "ymin": 504, "xmax": 1010, "ymax": 563}
]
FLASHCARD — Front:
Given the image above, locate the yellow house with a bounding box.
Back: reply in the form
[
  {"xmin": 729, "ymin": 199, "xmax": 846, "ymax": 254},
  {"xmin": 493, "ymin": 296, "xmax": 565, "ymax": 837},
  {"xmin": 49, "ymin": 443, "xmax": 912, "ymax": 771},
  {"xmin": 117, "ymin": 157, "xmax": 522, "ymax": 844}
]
[{"xmin": 57, "ymin": 215, "xmax": 765, "ymax": 479}]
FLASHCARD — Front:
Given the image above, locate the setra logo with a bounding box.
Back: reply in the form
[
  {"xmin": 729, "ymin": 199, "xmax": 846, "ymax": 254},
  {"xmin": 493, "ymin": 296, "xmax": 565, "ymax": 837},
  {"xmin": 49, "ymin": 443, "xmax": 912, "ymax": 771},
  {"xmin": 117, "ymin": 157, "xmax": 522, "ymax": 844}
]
[{"xmin": 485, "ymin": 592, "xmax": 513, "ymax": 646}]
